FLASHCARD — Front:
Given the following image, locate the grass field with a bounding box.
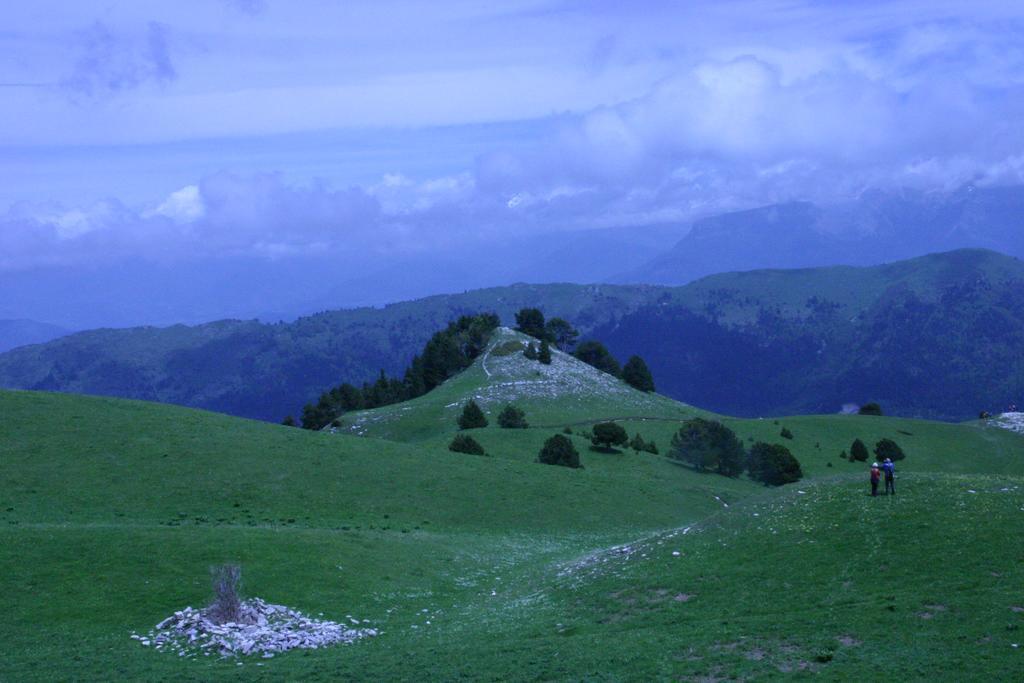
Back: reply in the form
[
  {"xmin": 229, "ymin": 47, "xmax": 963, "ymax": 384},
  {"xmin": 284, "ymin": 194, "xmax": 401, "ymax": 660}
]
[{"xmin": 2, "ymin": 329, "xmax": 1022, "ymax": 680}]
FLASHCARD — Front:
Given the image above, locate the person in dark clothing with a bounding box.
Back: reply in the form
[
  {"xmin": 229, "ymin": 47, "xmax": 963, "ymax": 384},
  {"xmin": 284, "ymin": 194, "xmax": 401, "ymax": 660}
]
[
  {"xmin": 870, "ymin": 462, "xmax": 881, "ymax": 497},
  {"xmin": 882, "ymin": 458, "xmax": 896, "ymax": 495}
]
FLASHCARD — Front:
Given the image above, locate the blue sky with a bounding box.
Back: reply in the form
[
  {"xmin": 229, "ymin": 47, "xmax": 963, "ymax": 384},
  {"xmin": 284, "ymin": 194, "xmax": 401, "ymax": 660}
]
[{"xmin": 3, "ymin": 0, "xmax": 1024, "ymax": 273}]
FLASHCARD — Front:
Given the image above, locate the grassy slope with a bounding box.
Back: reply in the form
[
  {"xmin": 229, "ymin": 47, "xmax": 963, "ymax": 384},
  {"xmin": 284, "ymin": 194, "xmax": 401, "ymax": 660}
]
[{"xmin": 2, "ymin": 329, "xmax": 1023, "ymax": 680}]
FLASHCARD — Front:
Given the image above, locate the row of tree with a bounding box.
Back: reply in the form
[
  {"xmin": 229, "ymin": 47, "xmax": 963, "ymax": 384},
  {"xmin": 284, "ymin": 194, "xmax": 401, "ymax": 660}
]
[
  {"xmin": 842, "ymin": 437, "xmax": 905, "ymax": 462},
  {"xmin": 295, "ymin": 313, "xmax": 500, "ymax": 429},
  {"xmin": 669, "ymin": 417, "xmax": 803, "ymax": 486}
]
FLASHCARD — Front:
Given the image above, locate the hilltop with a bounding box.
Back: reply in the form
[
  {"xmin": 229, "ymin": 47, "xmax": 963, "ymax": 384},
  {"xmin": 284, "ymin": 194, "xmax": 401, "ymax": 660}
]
[{"xmin": 0, "ymin": 248, "xmax": 1021, "ymax": 421}]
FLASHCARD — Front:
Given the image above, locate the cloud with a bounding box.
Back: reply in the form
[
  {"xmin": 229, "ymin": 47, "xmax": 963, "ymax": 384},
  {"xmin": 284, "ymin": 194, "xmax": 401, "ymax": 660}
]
[{"xmin": 62, "ymin": 21, "xmax": 177, "ymax": 97}]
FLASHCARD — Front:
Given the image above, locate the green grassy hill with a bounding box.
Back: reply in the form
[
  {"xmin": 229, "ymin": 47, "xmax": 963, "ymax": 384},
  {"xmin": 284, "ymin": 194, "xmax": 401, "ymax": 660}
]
[{"xmin": 3, "ymin": 326, "xmax": 1023, "ymax": 680}]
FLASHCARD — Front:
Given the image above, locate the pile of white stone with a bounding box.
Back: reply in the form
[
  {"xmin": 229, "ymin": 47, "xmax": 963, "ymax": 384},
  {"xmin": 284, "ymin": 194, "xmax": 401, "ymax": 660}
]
[
  {"xmin": 992, "ymin": 412, "xmax": 1024, "ymax": 435},
  {"xmin": 132, "ymin": 598, "xmax": 376, "ymax": 658}
]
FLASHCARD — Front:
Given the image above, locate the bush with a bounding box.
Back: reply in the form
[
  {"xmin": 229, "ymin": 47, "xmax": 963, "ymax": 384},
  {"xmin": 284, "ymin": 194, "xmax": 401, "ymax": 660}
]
[
  {"xmin": 874, "ymin": 438, "xmax": 906, "ymax": 461},
  {"xmin": 538, "ymin": 340, "xmax": 552, "ymax": 365},
  {"xmin": 497, "ymin": 404, "xmax": 528, "ymax": 429},
  {"xmin": 644, "ymin": 441, "xmax": 659, "ymax": 455},
  {"xmin": 747, "ymin": 442, "xmax": 803, "ymax": 486},
  {"xmin": 574, "ymin": 341, "xmax": 622, "ymax": 377},
  {"xmin": 591, "ymin": 422, "xmax": 629, "ymax": 450},
  {"xmin": 523, "ymin": 343, "xmax": 539, "ymax": 360},
  {"xmin": 669, "ymin": 418, "xmax": 745, "ymax": 476},
  {"xmin": 629, "ymin": 432, "xmax": 647, "ymax": 452},
  {"xmin": 458, "ymin": 400, "xmax": 488, "ymax": 430},
  {"xmin": 538, "ymin": 434, "xmax": 581, "ymax": 468},
  {"xmin": 281, "ymin": 415, "xmax": 297, "ymax": 427},
  {"xmin": 622, "ymin": 355, "xmax": 656, "ymax": 392},
  {"xmin": 515, "ymin": 308, "xmax": 549, "ymax": 340},
  {"xmin": 449, "ymin": 434, "xmax": 485, "ymax": 456},
  {"xmin": 850, "ymin": 438, "xmax": 869, "ymax": 462},
  {"xmin": 207, "ymin": 564, "xmax": 243, "ymax": 624},
  {"xmin": 780, "ymin": 427, "xmax": 794, "ymax": 439},
  {"xmin": 839, "ymin": 450, "xmax": 848, "ymax": 460},
  {"xmin": 858, "ymin": 402, "xmax": 883, "ymax": 416},
  {"xmin": 562, "ymin": 426, "xmax": 573, "ymax": 434}
]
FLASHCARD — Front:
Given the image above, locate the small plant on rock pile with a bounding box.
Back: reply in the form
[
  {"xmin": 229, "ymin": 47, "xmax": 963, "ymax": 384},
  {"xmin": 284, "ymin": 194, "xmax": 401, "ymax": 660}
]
[{"xmin": 207, "ymin": 564, "xmax": 244, "ymax": 625}]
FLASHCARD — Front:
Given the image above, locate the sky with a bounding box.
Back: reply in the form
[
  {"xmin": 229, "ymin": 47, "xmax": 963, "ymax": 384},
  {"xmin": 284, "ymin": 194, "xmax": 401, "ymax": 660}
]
[{"xmin": 2, "ymin": 0, "xmax": 1024, "ymax": 315}]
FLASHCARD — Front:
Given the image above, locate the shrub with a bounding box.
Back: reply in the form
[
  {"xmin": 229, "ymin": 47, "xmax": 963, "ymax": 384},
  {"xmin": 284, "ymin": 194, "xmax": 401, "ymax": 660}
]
[
  {"xmin": 281, "ymin": 415, "xmax": 297, "ymax": 427},
  {"xmin": 629, "ymin": 432, "xmax": 647, "ymax": 452},
  {"xmin": 591, "ymin": 422, "xmax": 629, "ymax": 450},
  {"xmin": 669, "ymin": 418, "xmax": 745, "ymax": 477},
  {"xmin": 514, "ymin": 308, "xmax": 549, "ymax": 340},
  {"xmin": 523, "ymin": 343, "xmax": 539, "ymax": 360},
  {"xmin": 538, "ymin": 340, "xmax": 552, "ymax": 365},
  {"xmin": 562, "ymin": 426, "xmax": 573, "ymax": 434},
  {"xmin": 449, "ymin": 434, "xmax": 485, "ymax": 456},
  {"xmin": 574, "ymin": 341, "xmax": 622, "ymax": 377},
  {"xmin": 497, "ymin": 404, "xmax": 528, "ymax": 429},
  {"xmin": 839, "ymin": 450, "xmax": 848, "ymax": 460},
  {"xmin": 644, "ymin": 440, "xmax": 659, "ymax": 455},
  {"xmin": 622, "ymin": 355, "xmax": 656, "ymax": 392},
  {"xmin": 858, "ymin": 402, "xmax": 883, "ymax": 416},
  {"xmin": 780, "ymin": 427, "xmax": 794, "ymax": 439},
  {"xmin": 850, "ymin": 438, "xmax": 869, "ymax": 462},
  {"xmin": 457, "ymin": 400, "xmax": 488, "ymax": 430},
  {"xmin": 874, "ymin": 438, "xmax": 906, "ymax": 461},
  {"xmin": 330, "ymin": 418, "xmax": 342, "ymax": 428},
  {"xmin": 538, "ymin": 434, "xmax": 581, "ymax": 468},
  {"xmin": 748, "ymin": 442, "xmax": 803, "ymax": 486},
  {"xmin": 207, "ymin": 564, "xmax": 243, "ymax": 624}
]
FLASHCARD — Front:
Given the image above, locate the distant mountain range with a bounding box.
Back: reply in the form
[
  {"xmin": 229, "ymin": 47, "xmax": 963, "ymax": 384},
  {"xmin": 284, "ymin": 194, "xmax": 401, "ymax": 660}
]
[
  {"xmin": 0, "ymin": 319, "xmax": 71, "ymax": 354},
  {"xmin": 616, "ymin": 184, "xmax": 1024, "ymax": 285},
  {"xmin": 1, "ymin": 248, "xmax": 1020, "ymax": 422}
]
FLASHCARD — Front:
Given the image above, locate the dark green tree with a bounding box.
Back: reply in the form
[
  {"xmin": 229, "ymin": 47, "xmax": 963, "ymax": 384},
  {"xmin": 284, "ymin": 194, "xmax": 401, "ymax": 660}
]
[
  {"xmin": 591, "ymin": 421, "xmax": 629, "ymax": 451},
  {"xmin": 780, "ymin": 427, "xmax": 794, "ymax": 439},
  {"xmin": 515, "ymin": 308, "xmax": 548, "ymax": 340},
  {"xmin": 458, "ymin": 400, "xmax": 488, "ymax": 430},
  {"xmin": 281, "ymin": 415, "xmax": 297, "ymax": 427},
  {"xmin": 629, "ymin": 432, "xmax": 647, "ymax": 452},
  {"xmin": 574, "ymin": 340, "xmax": 622, "ymax": 377},
  {"xmin": 748, "ymin": 442, "xmax": 803, "ymax": 486},
  {"xmin": 669, "ymin": 418, "xmax": 745, "ymax": 476},
  {"xmin": 858, "ymin": 402, "xmax": 883, "ymax": 416},
  {"xmin": 449, "ymin": 434, "xmax": 486, "ymax": 455},
  {"xmin": 497, "ymin": 404, "xmax": 528, "ymax": 429},
  {"xmin": 644, "ymin": 440, "xmax": 659, "ymax": 455},
  {"xmin": 874, "ymin": 438, "xmax": 906, "ymax": 461},
  {"xmin": 538, "ymin": 340, "xmax": 552, "ymax": 365},
  {"xmin": 545, "ymin": 317, "xmax": 578, "ymax": 351},
  {"xmin": 537, "ymin": 434, "xmax": 581, "ymax": 468},
  {"xmin": 622, "ymin": 355, "xmax": 655, "ymax": 392},
  {"xmin": 850, "ymin": 438, "xmax": 869, "ymax": 462}
]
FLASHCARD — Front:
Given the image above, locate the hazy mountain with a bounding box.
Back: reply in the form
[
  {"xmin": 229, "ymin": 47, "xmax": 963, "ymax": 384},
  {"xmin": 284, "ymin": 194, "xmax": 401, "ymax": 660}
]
[
  {"xmin": 1, "ymin": 248, "xmax": 1020, "ymax": 422},
  {"xmin": 0, "ymin": 319, "xmax": 71, "ymax": 354},
  {"xmin": 617, "ymin": 185, "xmax": 1024, "ymax": 285}
]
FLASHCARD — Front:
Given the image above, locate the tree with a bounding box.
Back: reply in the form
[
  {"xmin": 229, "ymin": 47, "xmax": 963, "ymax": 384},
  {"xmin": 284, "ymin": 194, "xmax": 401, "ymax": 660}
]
[
  {"xmin": 780, "ymin": 427, "xmax": 794, "ymax": 439},
  {"xmin": 874, "ymin": 438, "xmax": 906, "ymax": 461},
  {"xmin": 537, "ymin": 434, "xmax": 581, "ymax": 468},
  {"xmin": 748, "ymin": 442, "xmax": 803, "ymax": 486},
  {"xmin": 515, "ymin": 308, "xmax": 548, "ymax": 340},
  {"xmin": 622, "ymin": 355, "xmax": 655, "ymax": 392},
  {"xmin": 545, "ymin": 317, "xmax": 579, "ymax": 351},
  {"xmin": 591, "ymin": 421, "xmax": 628, "ymax": 450},
  {"xmin": 669, "ymin": 418, "xmax": 745, "ymax": 476},
  {"xmin": 630, "ymin": 432, "xmax": 647, "ymax": 452},
  {"xmin": 281, "ymin": 415, "xmax": 297, "ymax": 427},
  {"xmin": 644, "ymin": 441, "xmax": 659, "ymax": 455},
  {"xmin": 497, "ymin": 404, "xmax": 528, "ymax": 429},
  {"xmin": 850, "ymin": 438, "xmax": 869, "ymax": 462},
  {"xmin": 858, "ymin": 402, "xmax": 883, "ymax": 416},
  {"xmin": 574, "ymin": 340, "xmax": 622, "ymax": 377},
  {"xmin": 538, "ymin": 340, "xmax": 552, "ymax": 365},
  {"xmin": 449, "ymin": 434, "xmax": 485, "ymax": 455},
  {"xmin": 458, "ymin": 400, "xmax": 488, "ymax": 429},
  {"xmin": 523, "ymin": 343, "xmax": 539, "ymax": 360}
]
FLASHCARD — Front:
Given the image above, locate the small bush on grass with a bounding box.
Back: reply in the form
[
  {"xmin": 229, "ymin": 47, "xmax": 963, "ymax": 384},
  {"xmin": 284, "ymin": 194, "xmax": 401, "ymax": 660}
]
[
  {"xmin": 591, "ymin": 422, "xmax": 629, "ymax": 451},
  {"xmin": 858, "ymin": 402, "xmax": 883, "ymax": 416},
  {"xmin": 850, "ymin": 438, "xmax": 869, "ymax": 462},
  {"xmin": 498, "ymin": 404, "xmax": 528, "ymax": 429},
  {"xmin": 748, "ymin": 442, "xmax": 803, "ymax": 486},
  {"xmin": 780, "ymin": 427, "xmax": 794, "ymax": 439},
  {"xmin": 538, "ymin": 434, "xmax": 581, "ymax": 468},
  {"xmin": 449, "ymin": 434, "xmax": 486, "ymax": 456},
  {"xmin": 874, "ymin": 438, "xmax": 906, "ymax": 461},
  {"xmin": 458, "ymin": 400, "xmax": 488, "ymax": 429}
]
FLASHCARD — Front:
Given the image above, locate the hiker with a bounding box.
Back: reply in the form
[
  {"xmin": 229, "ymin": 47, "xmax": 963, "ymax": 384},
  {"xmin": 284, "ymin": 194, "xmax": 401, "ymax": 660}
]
[
  {"xmin": 870, "ymin": 462, "xmax": 881, "ymax": 497},
  {"xmin": 882, "ymin": 457, "xmax": 896, "ymax": 495}
]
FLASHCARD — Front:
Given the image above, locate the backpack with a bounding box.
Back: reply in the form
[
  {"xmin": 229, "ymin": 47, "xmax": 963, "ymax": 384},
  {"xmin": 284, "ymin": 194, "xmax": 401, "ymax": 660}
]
[{"xmin": 883, "ymin": 462, "xmax": 895, "ymax": 476}]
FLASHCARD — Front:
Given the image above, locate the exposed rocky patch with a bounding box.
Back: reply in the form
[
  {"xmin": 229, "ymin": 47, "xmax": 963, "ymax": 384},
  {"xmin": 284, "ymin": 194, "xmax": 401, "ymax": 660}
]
[
  {"xmin": 991, "ymin": 412, "xmax": 1024, "ymax": 435},
  {"xmin": 132, "ymin": 598, "xmax": 376, "ymax": 658}
]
